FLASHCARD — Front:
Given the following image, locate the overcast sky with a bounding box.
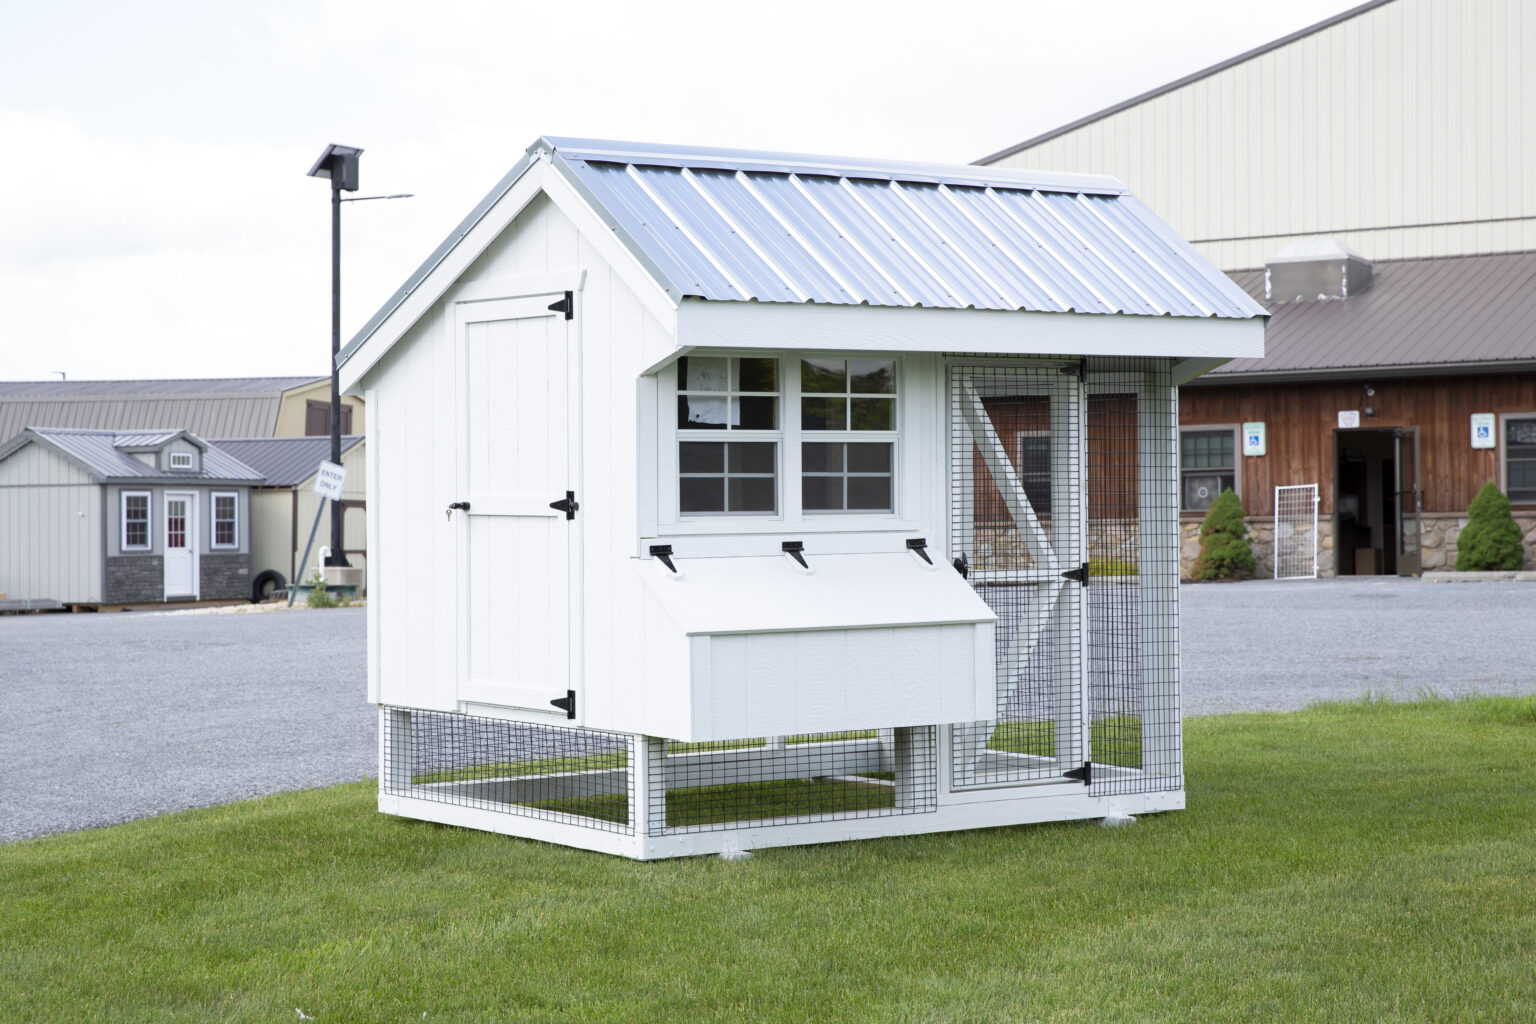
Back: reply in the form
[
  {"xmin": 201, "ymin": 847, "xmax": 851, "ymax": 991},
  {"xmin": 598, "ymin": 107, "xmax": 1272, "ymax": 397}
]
[{"xmin": 1, "ymin": 0, "xmax": 1361, "ymax": 383}]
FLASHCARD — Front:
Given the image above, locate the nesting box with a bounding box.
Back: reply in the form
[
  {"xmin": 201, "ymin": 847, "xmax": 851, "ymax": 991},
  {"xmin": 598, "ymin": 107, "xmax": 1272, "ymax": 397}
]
[{"xmin": 338, "ymin": 138, "xmax": 1265, "ymax": 858}]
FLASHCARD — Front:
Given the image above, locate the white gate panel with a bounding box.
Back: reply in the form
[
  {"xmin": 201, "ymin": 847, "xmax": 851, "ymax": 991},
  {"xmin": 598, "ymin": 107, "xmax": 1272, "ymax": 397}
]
[{"xmin": 1274, "ymin": 484, "xmax": 1320, "ymax": 580}]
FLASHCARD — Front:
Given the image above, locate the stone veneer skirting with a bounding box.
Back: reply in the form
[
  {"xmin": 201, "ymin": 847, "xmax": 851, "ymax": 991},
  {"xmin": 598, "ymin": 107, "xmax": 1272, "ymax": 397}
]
[
  {"xmin": 200, "ymin": 552, "xmax": 252, "ymax": 601},
  {"xmin": 104, "ymin": 555, "xmax": 165, "ymax": 603}
]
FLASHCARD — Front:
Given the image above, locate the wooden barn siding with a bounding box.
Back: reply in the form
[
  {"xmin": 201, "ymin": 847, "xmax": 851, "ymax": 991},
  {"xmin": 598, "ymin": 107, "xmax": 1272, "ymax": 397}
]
[
  {"xmin": 1181, "ymin": 372, "xmax": 1536, "ymax": 516},
  {"xmin": 974, "ymin": 393, "xmax": 1141, "ymax": 523}
]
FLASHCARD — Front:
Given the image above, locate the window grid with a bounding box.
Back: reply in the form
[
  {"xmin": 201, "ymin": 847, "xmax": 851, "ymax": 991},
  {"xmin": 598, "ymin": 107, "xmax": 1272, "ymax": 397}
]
[
  {"xmin": 169, "ymin": 452, "xmax": 193, "ymax": 470},
  {"xmin": 166, "ymin": 500, "xmax": 187, "ymax": 549},
  {"xmin": 1506, "ymin": 417, "xmax": 1536, "ymax": 503},
  {"xmin": 122, "ymin": 492, "xmax": 150, "ymax": 550},
  {"xmin": 801, "ymin": 441, "xmax": 894, "ymax": 513},
  {"xmin": 212, "ymin": 492, "xmax": 238, "ymax": 548},
  {"xmin": 1179, "ymin": 427, "xmax": 1237, "ymax": 512}
]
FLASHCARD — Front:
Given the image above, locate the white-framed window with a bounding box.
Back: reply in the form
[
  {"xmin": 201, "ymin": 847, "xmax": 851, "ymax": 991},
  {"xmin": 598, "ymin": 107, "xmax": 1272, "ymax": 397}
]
[
  {"xmin": 1179, "ymin": 426, "xmax": 1238, "ymax": 512},
  {"xmin": 1015, "ymin": 430, "xmax": 1052, "ymax": 515},
  {"xmin": 1504, "ymin": 414, "xmax": 1536, "ymax": 504},
  {"xmin": 169, "ymin": 451, "xmax": 194, "ymax": 470},
  {"xmin": 667, "ymin": 353, "xmax": 901, "ymax": 522},
  {"xmin": 122, "ymin": 491, "xmax": 151, "ymax": 550},
  {"xmin": 212, "ymin": 491, "xmax": 239, "ymax": 548}
]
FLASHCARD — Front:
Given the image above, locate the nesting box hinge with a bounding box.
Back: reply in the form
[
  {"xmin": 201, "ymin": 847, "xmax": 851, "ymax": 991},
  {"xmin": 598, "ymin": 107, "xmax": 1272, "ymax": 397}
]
[
  {"xmin": 550, "ymin": 690, "xmax": 576, "ymax": 719},
  {"xmin": 549, "ymin": 491, "xmax": 579, "ymax": 520},
  {"xmin": 905, "ymin": 538, "xmax": 932, "ymax": 564},
  {"xmin": 547, "ymin": 291, "xmax": 574, "ymax": 320},
  {"xmin": 1061, "ymin": 562, "xmax": 1089, "ymax": 586},
  {"xmin": 781, "ymin": 540, "xmax": 808, "ymax": 569},
  {"xmin": 649, "ymin": 545, "xmax": 677, "ymax": 573},
  {"xmin": 1063, "ymin": 761, "xmax": 1091, "ymax": 785}
]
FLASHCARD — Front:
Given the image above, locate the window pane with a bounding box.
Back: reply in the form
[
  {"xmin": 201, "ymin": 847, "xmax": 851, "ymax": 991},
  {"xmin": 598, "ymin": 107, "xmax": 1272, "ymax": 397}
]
[
  {"xmin": 849, "ymin": 359, "xmax": 895, "ymax": 394},
  {"xmin": 801, "ymin": 397, "xmax": 846, "ymax": 430},
  {"xmin": 1508, "ymin": 460, "xmax": 1536, "ymax": 501},
  {"xmin": 680, "ymin": 478, "xmax": 724, "ymax": 512},
  {"xmin": 1182, "ymin": 430, "xmax": 1234, "ymax": 469},
  {"xmin": 680, "ymin": 356, "xmax": 728, "ymax": 391},
  {"xmin": 802, "ymin": 442, "xmax": 841, "ymax": 472},
  {"xmin": 846, "ymin": 443, "xmax": 891, "ymax": 472},
  {"xmin": 735, "ymin": 358, "xmax": 779, "ymax": 393},
  {"xmin": 734, "ymin": 396, "xmax": 777, "ymax": 430},
  {"xmin": 1182, "ymin": 472, "xmax": 1234, "ymax": 511},
  {"xmin": 729, "ymin": 477, "xmax": 776, "ymax": 513},
  {"xmin": 801, "ymin": 358, "xmax": 846, "ymax": 394},
  {"xmin": 679, "ymin": 396, "xmax": 728, "ymax": 429},
  {"xmin": 729, "ymin": 442, "xmax": 776, "ymax": 474},
  {"xmin": 1506, "ymin": 419, "xmax": 1536, "ymax": 445},
  {"xmin": 802, "ymin": 476, "xmax": 842, "ymax": 510},
  {"xmin": 849, "ymin": 398, "xmax": 893, "ymax": 430},
  {"xmin": 847, "ymin": 477, "xmax": 892, "ymax": 511},
  {"xmin": 679, "ymin": 442, "xmax": 724, "ymax": 473}
]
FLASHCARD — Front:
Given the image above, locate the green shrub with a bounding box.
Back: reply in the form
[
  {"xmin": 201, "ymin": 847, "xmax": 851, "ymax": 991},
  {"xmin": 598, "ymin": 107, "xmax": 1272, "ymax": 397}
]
[
  {"xmin": 305, "ymin": 570, "xmax": 337, "ymax": 609},
  {"xmin": 1454, "ymin": 482, "xmax": 1526, "ymax": 571},
  {"xmin": 1190, "ymin": 487, "xmax": 1256, "ymax": 581}
]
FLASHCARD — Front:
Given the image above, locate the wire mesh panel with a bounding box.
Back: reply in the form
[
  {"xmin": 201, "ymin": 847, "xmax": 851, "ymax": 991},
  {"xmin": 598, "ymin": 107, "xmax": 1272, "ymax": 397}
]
[
  {"xmin": 382, "ymin": 709, "xmax": 634, "ymax": 834},
  {"xmin": 1275, "ymin": 484, "xmax": 1320, "ymax": 580},
  {"xmin": 948, "ymin": 362, "xmax": 1085, "ymax": 788},
  {"xmin": 647, "ymin": 728, "xmax": 937, "ymax": 835}
]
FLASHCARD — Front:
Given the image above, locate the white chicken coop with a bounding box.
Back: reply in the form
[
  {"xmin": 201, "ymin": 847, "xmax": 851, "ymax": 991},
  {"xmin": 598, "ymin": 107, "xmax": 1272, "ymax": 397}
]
[{"xmin": 337, "ymin": 137, "xmax": 1265, "ymax": 858}]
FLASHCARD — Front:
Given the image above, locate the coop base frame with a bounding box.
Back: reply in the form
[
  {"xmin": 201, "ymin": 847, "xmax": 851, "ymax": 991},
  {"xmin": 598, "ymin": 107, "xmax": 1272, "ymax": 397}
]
[{"xmin": 377, "ymin": 708, "xmax": 1182, "ymax": 860}]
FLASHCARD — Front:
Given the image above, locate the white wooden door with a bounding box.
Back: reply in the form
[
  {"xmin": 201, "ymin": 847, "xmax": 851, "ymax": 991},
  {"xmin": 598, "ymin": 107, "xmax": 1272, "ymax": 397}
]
[
  {"xmin": 455, "ymin": 294, "xmax": 579, "ymax": 715},
  {"xmin": 163, "ymin": 492, "xmax": 197, "ymax": 598}
]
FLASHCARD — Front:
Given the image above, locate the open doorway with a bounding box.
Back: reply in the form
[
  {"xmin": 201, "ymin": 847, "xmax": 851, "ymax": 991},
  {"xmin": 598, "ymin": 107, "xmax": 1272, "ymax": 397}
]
[{"xmin": 1334, "ymin": 428, "xmax": 1421, "ymax": 576}]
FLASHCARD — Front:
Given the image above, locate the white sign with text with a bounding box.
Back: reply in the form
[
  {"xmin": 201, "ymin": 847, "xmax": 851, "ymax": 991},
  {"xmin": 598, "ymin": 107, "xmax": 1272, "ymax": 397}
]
[{"xmin": 313, "ymin": 460, "xmax": 347, "ymax": 501}]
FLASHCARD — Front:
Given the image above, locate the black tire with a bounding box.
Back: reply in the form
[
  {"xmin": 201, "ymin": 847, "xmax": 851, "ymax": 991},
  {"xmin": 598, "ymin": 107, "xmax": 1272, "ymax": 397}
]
[{"xmin": 251, "ymin": 569, "xmax": 286, "ymax": 603}]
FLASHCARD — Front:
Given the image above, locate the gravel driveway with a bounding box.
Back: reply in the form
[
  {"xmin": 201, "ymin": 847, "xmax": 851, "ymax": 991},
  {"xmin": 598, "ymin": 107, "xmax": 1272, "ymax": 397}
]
[{"xmin": 4, "ymin": 577, "xmax": 1533, "ymax": 843}]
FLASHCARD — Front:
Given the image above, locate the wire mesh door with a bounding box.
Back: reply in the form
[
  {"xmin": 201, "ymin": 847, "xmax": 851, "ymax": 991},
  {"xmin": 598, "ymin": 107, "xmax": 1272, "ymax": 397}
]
[
  {"xmin": 1274, "ymin": 484, "xmax": 1320, "ymax": 580},
  {"xmin": 949, "ymin": 363, "xmax": 1086, "ymax": 788}
]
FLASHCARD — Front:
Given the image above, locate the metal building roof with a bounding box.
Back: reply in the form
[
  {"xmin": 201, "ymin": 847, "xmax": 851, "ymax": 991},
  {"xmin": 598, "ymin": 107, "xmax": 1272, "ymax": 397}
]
[
  {"xmin": 0, "ymin": 376, "xmax": 325, "ymax": 444},
  {"xmin": 1205, "ymin": 251, "xmax": 1536, "ymax": 380},
  {"xmin": 340, "ymin": 137, "xmax": 1264, "ymax": 370},
  {"xmin": 0, "ymin": 428, "xmax": 264, "ymax": 484},
  {"xmin": 211, "ymin": 435, "xmax": 364, "ymax": 487}
]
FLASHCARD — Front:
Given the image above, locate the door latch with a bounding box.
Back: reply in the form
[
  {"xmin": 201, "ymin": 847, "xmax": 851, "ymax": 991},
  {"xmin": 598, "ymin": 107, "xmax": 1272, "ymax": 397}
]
[
  {"xmin": 446, "ymin": 500, "xmax": 470, "ymax": 521},
  {"xmin": 952, "ymin": 553, "xmax": 969, "ymax": 579},
  {"xmin": 548, "ymin": 491, "xmax": 579, "ymax": 520}
]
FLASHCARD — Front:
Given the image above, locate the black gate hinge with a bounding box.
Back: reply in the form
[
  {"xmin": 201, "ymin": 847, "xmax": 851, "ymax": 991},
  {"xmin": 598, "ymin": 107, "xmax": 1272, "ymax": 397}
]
[
  {"xmin": 549, "ymin": 491, "xmax": 579, "ymax": 520},
  {"xmin": 1061, "ymin": 562, "xmax": 1089, "ymax": 585},
  {"xmin": 547, "ymin": 291, "xmax": 574, "ymax": 320},
  {"xmin": 1059, "ymin": 361, "xmax": 1086, "ymax": 380},
  {"xmin": 1063, "ymin": 761, "xmax": 1092, "ymax": 785},
  {"xmin": 550, "ymin": 690, "xmax": 576, "ymax": 719}
]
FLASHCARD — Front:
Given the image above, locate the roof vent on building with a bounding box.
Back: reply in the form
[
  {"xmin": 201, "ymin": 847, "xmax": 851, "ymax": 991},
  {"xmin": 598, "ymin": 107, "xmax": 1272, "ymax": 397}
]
[{"xmin": 1264, "ymin": 238, "xmax": 1372, "ymax": 303}]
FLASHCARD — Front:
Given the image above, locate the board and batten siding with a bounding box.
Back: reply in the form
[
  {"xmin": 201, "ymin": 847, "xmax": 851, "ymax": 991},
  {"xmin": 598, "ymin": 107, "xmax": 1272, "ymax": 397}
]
[
  {"xmin": 0, "ymin": 441, "xmax": 103, "ymax": 602},
  {"xmin": 1182, "ymin": 371, "xmax": 1536, "ymax": 517},
  {"xmin": 986, "ymin": 0, "xmax": 1536, "ymax": 271}
]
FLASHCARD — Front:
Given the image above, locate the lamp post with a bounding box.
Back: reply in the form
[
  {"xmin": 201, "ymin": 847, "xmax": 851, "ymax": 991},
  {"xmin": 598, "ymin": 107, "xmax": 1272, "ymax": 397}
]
[{"xmin": 306, "ymin": 144, "xmax": 363, "ymax": 567}]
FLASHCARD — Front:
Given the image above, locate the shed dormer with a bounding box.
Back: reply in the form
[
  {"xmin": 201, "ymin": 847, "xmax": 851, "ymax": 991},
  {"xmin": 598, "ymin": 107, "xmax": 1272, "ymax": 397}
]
[{"xmin": 112, "ymin": 430, "xmax": 205, "ymax": 474}]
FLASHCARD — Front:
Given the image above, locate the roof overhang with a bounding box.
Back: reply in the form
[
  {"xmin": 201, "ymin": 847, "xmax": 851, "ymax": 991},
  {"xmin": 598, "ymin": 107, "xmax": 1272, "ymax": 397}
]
[{"xmin": 1188, "ymin": 359, "xmax": 1536, "ymax": 387}]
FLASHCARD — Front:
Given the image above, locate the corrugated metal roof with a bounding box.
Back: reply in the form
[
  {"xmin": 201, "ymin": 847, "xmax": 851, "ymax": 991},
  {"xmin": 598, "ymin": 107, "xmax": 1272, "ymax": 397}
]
[
  {"xmin": 1207, "ymin": 251, "xmax": 1536, "ymax": 379},
  {"xmin": 210, "ymin": 436, "xmax": 364, "ymax": 487},
  {"xmin": 338, "ymin": 137, "xmax": 1264, "ymax": 371},
  {"xmin": 6, "ymin": 428, "xmax": 264, "ymax": 483},
  {"xmin": 0, "ymin": 377, "xmax": 324, "ymax": 447},
  {"xmin": 113, "ymin": 431, "xmax": 185, "ymax": 449},
  {"xmin": 545, "ymin": 137, "xmax": 1264, "ymax": 319}
]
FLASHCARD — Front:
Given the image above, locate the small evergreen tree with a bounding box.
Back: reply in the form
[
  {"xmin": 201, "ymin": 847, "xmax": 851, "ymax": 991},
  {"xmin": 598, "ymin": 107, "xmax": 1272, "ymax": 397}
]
[
  {"xmin": 1454, "ymin": 482, "xmax": 1526, "ymax": 571},
  {"xmin": 1191, "ymin": 488, "xmax": 1257, "ymax": 581}
]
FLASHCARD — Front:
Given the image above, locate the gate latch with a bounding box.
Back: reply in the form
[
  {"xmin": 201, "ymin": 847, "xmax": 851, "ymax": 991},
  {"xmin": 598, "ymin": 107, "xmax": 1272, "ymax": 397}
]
[
  {"xmin": 1061, "ymin": 562, "xmax": 1089, "ymax": 586},
  {"xmin": 446, "ymin": 500, "xmax": 470, "ymax": 521},
  {"xmin": 549, "ymin": 491, "xmax": 579, "ymax": 520},
  {"xmin": 952, "ymin": 553, "xmax": 969, "ymax": 579}
]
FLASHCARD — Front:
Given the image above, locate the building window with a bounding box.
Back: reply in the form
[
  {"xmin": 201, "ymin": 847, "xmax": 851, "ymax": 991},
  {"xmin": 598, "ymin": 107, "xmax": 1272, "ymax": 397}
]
[
  {"xmin": 1179, "ymin": 427, "xmax": 1237, "ymax": 512},
  {"xmin": 1506, "ymin": 416, "xmax": 1536, "ymax": 503},
  {"xmin": 676, "ymin": 356, "xmax": 779, "ymax": 514},
  {"xmin": 802, "ymin": 442, "xmax": 892, "ymax": 512},
  {"xmin": 122, "ymin": 492, "xmax": 151, "ymax": 550},
  {"xmin": 306, "ymin": 400, "xmax": 353, "ymax": 436},
  {"xmin": 169, "ymin": 451, "xmax": 193, "ymax": 470},
  {"xmin": 212, "ymin": 492, "xmax": 239, "ymax": 548},
  {"xmin": 1015, "ymin": 431, "xmax": 1052, "ymax": 515},
  {"xmin": 800, "ymin": 358, "xmax": 896, "ymax": 514}
]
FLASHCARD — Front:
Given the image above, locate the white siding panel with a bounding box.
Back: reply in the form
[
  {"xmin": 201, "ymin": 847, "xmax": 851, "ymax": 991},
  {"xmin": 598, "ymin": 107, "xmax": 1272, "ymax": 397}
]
[
  {"xmin": 0, "ymin": 442, "xmax": 101, "ymax": 602},
  {"xmin": 990, "ymin": 0, "xmax": 1536, "ymax": 269}
]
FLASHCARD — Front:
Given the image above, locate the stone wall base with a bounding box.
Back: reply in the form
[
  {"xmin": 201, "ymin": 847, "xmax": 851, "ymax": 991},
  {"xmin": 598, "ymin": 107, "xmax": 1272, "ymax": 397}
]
[
  {"xmin": 200, "ymin": 553, "xmax": 251, "ymax": 601},
  {"xmin": 105, "ymin": 556, "xmax": 164, "ymax": 603}
]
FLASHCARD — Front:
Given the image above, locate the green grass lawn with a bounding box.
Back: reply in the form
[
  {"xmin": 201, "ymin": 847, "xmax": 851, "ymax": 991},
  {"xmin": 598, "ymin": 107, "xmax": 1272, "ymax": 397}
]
[
  {"xmin": 988, "ymin": 714, "xmax": 1144, "ymax": 768},
  {"xmin": 5, "ymin": 697, "xmax": 1536, "ymax": 1023}
]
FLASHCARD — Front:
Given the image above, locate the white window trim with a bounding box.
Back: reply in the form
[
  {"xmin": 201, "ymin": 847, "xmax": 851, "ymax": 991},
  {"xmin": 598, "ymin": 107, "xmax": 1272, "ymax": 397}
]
[
  {"xmin": 211, "ymin": 490, "xmax": 240, "ymax": 549},
  {"xmin": 121, "ymin": 490, "xmax": 152, "ymax": 551},
  {"xmin": 659, "ymin": 351, "xmax": 910, "ymax": 534},
  {"xmin": 1501, "ymin": 412, "xmax": 1536, "ymax": 506},
  {"xmin": 1177, "ymin": 424, "xmax": 1240, "ymax": 513},
  {"xmin": 169, "ymin": 451, "xmax": 194, "ymax": 470}
]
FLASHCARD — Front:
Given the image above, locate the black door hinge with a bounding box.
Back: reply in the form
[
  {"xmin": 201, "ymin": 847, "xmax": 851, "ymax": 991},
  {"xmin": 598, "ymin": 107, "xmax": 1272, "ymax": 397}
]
[
  {"xmin": 952, "ymin": 553, "xmax": 969, "ymax": 579},
  {"xmin": 549, "ymin": 491, "xmax": 579, "ymax": 520},
  {"xmin": 1063, "ymin": 761, "xmax": 1092, "ymax": 785},
  {"xmin": 547, "ymin": 291, "xmax": 574, "ymax": 320},
  {"xmin": 1061, "ymin": 562, "xmax": 1089, "ymax": 586},
  {"xmin": 550, "ymin": 690, "xmax": 576, "ymax": 719}
]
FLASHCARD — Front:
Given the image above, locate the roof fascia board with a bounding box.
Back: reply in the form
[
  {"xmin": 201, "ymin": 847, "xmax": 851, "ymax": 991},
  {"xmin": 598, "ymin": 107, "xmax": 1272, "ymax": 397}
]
[
  {"xmin": 976, "ymin": 0, "xmax": 1396, "ymax": 164},
  {"xmin": 338, "ymin": 157, "xmax": 554, "ymax": 391},
  {"xmin": 1172, "ymin": 357, "xmax": 1232, "ymax": 386},
  {"xmin": 675, "ymin": 299, "xmax": 1264, "ymax": 363}
]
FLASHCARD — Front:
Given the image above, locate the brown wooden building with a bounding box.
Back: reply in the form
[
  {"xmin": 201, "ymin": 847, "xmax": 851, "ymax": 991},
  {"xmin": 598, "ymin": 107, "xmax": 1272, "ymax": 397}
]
[{"xmin": 1180, "ymin": 246, "xmax": 1536, "ymax": 576}]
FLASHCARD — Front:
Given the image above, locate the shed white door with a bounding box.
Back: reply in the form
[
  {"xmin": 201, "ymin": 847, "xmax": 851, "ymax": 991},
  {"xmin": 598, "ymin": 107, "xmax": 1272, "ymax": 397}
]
[
  {"xmin": 163, "ymin": 492, "xmax": 197, "ymax": 599},
  {"xmin": 455, "ymin": 294, "xmax": 580, "ymax": 715}
]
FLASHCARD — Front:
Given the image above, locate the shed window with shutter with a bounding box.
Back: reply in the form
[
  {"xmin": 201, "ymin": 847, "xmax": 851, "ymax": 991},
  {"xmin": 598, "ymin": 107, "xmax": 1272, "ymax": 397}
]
[
  {"xmin": 306, "ymin": 400, "xmax": 353, "ymax": 436},
  {"xmin": 1506, "ymin": 416, "xmax": 1536, "ymax": 503}
]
